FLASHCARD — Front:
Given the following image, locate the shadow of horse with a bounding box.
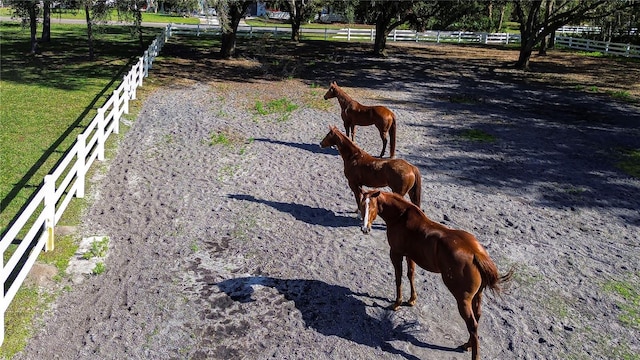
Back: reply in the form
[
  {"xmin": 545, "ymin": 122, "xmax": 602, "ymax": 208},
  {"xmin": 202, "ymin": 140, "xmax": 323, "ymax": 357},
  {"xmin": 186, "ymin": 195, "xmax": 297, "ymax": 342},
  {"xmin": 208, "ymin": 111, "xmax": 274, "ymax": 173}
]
[
  {"xmin": 228, "ymin": 194, "xmax": 357, "ymax": 228},
  {"xmin": 253, "ymin": 138, "xmax": 336, "ymax": 155},
  {"xmin": 217, "ymin": 276, "xmax": 463, "ymax": 359}
]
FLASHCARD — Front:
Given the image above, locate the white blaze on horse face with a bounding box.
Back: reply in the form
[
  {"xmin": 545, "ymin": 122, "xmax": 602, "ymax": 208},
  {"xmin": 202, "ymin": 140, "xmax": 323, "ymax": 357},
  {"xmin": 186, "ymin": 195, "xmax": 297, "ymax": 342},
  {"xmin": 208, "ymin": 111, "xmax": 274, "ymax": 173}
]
[{"xmin": 361, "ymin": 197, "xmax": 371, "ymax": 233}]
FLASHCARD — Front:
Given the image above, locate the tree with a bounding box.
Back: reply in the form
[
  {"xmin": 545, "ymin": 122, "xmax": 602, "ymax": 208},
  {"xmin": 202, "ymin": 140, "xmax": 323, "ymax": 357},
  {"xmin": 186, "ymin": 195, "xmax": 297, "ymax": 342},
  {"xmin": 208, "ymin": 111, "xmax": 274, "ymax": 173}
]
[
  {"xmin": 217, "ymin": 0, "xmax": 253, "ymax": 58},
  {"xmin": 513, "ymin": 0, "xmax": 638, "ymax": 69},
  {"xmin": 42, "ymin": 0, "xmax": 51, "ymax": 42},
  {"xmin": 354, "ymin": 1, "xmax": 475, "ymax": 56},
  {"xmin": 10, "ymin": 0, "xmax": 40, "ymax": 53},
  {"xmin": 282, "ymin": 0, "xmax": 323, "ymax": 41}
]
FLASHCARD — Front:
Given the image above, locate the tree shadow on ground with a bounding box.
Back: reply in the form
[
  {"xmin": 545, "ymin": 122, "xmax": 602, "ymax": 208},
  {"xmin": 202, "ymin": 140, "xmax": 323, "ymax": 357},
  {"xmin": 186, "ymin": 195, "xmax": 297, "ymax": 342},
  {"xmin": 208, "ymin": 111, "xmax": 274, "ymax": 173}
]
[
  {"xmin": 217, "ymin": 276, "xmax": 463, "ymax": 359},
  {"xmin": 156, "ymin": 36, "xmax": 640, "ymax": 219}
]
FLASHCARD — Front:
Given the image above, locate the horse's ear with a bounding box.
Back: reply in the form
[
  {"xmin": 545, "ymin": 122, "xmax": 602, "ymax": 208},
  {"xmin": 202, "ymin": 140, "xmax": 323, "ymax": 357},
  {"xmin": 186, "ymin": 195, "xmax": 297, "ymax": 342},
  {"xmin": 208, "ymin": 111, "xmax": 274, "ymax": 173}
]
[{"xmin": 372, "ymin": 190, "xmax": 381, "ymax": 198}]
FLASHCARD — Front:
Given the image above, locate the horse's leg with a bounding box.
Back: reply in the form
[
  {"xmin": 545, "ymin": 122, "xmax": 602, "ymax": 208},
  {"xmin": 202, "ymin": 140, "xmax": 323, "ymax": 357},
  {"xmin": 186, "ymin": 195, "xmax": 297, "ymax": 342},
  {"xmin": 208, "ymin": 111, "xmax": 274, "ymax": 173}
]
[
  {"xmin": 350, "ymin": 124, "xmax": 356, "ymax": 141},
  {"xmin": 349, "ymin": 182, "xmax": 363, "ymax": 217},
  {"xmin": 456, "ymin": 296, "xmax": 479, "ymax": 360},
  {"xmin": 406, "ymin": 258, "xmax": 417, "ymax": 306},
  {"xmin": 378, "ymin": 130, "xmax": 388, "ymax": 158},
  {"xmin": 472, "ymin": 290, "xmax": 483, "ymax": 322},
  {"xmin": 390, "ymin": 251, "xmax": 404, "ymax": 310}
]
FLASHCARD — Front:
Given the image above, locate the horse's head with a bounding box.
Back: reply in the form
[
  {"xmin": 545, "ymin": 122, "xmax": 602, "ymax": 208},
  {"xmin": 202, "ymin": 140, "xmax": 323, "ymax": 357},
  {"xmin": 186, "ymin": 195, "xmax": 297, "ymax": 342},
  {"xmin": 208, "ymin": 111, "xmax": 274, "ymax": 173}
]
[
  {"xmin": 360, "ymin": 190, "xmax": 381, "ymax": 234},
  {"xmin": 320, "ymin": 125, "xmax": 340, "ymax": 148},
  {"xmin": 323, "ymin": 81, "xmax": 338, "ymax": 100}
]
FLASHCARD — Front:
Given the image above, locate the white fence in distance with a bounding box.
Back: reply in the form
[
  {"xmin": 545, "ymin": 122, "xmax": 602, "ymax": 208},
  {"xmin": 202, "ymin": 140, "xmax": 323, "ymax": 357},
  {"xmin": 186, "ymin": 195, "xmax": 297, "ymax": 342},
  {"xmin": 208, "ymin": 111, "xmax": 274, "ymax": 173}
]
[
  {"xmin": 168, "ymin": 24, "xmax": 638, "ymax": 58},
  {"xmin": 0, "ymin": 25, "xmax": 171, "ymax": 347},
  {"xmin": 555, "ymin": 36, "xmax": 640, "ymax": 58}
]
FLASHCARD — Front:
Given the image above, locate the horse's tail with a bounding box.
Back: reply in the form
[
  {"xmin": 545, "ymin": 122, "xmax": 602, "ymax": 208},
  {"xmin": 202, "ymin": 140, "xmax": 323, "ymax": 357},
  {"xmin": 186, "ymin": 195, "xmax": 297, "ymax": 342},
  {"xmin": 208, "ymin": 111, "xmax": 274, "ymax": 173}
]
[
  {"xmin": 389, "ymin": 114, "xmax": 397, "ymax": 158},
  {"xmin": 473, "ymin": 251, "xmax": 514, "ymax": 295},
  {"xmin": 409, "ymin": 165, "xmax": 422, "ymax": 208}
]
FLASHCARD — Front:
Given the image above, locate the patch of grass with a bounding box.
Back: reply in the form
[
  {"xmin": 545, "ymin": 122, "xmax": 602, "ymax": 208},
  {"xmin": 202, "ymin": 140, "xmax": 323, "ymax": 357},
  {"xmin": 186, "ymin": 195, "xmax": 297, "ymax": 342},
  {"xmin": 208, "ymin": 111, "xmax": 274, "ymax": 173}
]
[
  {"xmin": 82, "ymin": 236, "xmax": 109, "ymax": 260},
  {"xmin": 577, "ymin": 51, "xmax": 605, "ymax": 57},
  {"xmin": 603, "ymin": 276, "xmax": 640, "ymax": 329},
  {"xmin": 459, "ymin": 129, "xmax": 496, "ymax": 143},
  {"xmin": 616, "ymin": 148, "xmax": 640, "ymax": 178},
  {"xmin": 608, "ymin": 90, "xmax": 634, "ymax": 102},
  {"xmin": 0, "ymin": 286, "xmax": 40, "ymax": 358},
  {"xmin": 92, "ymin": 262, "xmax": 106, "ymax": 275},
  {"xmin": 210, "ymin": 132, "xmax": 231, "ymax": 147},
  {"xmin": 254, "ymin": 97, "xmax": 299, "ymax": 121}
]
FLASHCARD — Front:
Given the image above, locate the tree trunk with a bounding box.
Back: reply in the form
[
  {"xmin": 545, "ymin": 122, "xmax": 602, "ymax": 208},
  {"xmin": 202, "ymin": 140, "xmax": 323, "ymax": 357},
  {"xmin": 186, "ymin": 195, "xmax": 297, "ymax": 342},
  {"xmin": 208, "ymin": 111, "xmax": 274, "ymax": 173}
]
[
  {"xmin": 219, "ymin": 2, "xmax": 249, "ymax": 59},
  {"xmin": 516, "ymin": 41, "xmax": 534, "ymax": 69},
  {"xmin": 136, "ymin": 8, "xmax": 144, "ymax": 50},
  {"xmin": 373, "ymin": 19, "xmax": 388, "ymax": 56},
  {"xmin": 85, "ymin": 4, "xmax": 94, "ymax": 61},
  {"xmin": 291, "ymin": 21, "xmax": 300, "ymax": 41},
  {"xmin": 220, "ymin": 32, "xmax": 237, "ymax": 58},
  {"xmin": 29, "ymin": 2, "xmax": 37, "ymax": 53},
  {"xmin": 42, "ymin": 1, "xmax": 51, "ymax": 42}
]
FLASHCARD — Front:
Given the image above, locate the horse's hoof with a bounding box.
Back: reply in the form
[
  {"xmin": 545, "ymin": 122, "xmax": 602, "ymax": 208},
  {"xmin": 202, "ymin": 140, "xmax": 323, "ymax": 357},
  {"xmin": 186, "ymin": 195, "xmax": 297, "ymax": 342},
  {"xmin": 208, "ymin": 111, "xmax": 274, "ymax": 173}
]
[
  {"xmin": 408, "ymin": 299, "xmax": 417, "ymax": 307},
  {"xmin": 390, "ymin": 302, "xmax": 402, "ymax": 311}
]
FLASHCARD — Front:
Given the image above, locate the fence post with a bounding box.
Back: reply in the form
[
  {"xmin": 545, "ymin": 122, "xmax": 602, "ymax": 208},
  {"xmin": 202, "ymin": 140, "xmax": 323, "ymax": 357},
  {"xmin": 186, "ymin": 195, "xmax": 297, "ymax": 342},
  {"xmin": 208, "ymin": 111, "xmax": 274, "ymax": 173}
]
[
  {"xmin": 76, "ymin": 134, "xmax": 87, "ymax": 199},
  {"xmin": 129, "ymin": 68, "xmax": 138, "ymax": 101},
  {"xmin": 197, "ymin": 23, "xmax": 200, "ymax": 36},
  {"xmin": 347, "ymin": 28, "xmax": 351, "ymax": 41},
  {"xmin": 96, "ymin": 108, "xmax": 106, "ymax": 161},
  {"xmin": 458, "ymin": 32, "xmax": 461, "ymax": 43},
  {"xmin": 626, "ymin": 44, "xmax": 631, "ymax": 57},
  {"xmin": 437, "ymin": 30, "xmax": 440, "ymax": 43},
  {"xmin": 393, "ymin": 29, "xmax": 397, "ymax": 41},
  {"xmin": 123, "ymin": 75, "xmax": 130, "ymax": 115},
  {"xmin": 506, "ymin": 33, "xmax": 509, "ymax": 45},
  {"xmin": 43, "ymin": 175, "xmax": 55, "ymax": 252},
  {"xmin": 370, "ymin": 28, "xmax": 374, "ymax": 42},
  {"xmin": 324, "ymin": 28, "xmax": 327, "ymax": 41},
  {"xmin": 143, "ymin": 50, "xmax": 150, "ymax": 78}
]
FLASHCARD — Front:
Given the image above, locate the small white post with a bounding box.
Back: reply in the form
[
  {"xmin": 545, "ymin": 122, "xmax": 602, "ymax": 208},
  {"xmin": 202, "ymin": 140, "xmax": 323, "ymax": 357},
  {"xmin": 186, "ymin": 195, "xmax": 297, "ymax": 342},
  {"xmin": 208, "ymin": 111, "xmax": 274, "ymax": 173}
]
[
  {"xmin": 76, "ymin": 134, "xmax": 86, "ymax": 198},
  {"xmin": 96, "ymin": 108, "xmax": 106, "ymax": 161},
  {"xmin": 123, "ymin": 75, "xmax": 130, "ymax": 115},
  {"xmin": 370, "ymin": 28, "xmax": 374, "ymax": 42},
  {"xmin": 43, "ymin": 175, "xmax": 56, "ymax": 252},
  {"xmin": 143, "ymin": 50, "xmax": 150, "ymax": 78},
  {"xmin": 347, "ymin": 28, "xmax": 351, "ymax": 41}
]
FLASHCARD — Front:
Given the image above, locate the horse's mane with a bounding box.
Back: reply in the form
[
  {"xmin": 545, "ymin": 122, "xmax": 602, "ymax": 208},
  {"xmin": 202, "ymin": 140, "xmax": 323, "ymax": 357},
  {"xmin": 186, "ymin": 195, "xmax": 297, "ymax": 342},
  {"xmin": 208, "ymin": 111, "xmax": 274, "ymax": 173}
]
[{"xmin": 332, "ymin": 82, "xmax": 354, "ymax": 103}]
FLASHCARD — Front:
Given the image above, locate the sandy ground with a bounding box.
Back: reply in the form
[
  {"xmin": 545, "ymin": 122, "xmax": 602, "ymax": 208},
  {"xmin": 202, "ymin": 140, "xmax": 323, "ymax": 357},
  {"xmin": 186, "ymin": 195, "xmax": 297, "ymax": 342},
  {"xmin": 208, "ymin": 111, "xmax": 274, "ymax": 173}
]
[{"xmin": 15, "ymin": 41, "xmax": 640, "ymax": 359}]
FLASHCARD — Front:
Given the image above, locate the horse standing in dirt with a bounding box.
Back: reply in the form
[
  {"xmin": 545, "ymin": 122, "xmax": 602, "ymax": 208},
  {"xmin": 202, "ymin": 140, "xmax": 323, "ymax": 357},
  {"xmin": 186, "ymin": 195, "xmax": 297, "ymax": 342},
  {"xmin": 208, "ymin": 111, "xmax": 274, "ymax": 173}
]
[
  {"xmin": 360, "ymin": 190, "xmax": 513, "ymax": 360},
  {"xmin": 320, "ymin": 125, "xmax": 421, "ymax": 216},
  {"xmin": 323, "ymin": 81, "xmax": 397, "ymax": 158}
]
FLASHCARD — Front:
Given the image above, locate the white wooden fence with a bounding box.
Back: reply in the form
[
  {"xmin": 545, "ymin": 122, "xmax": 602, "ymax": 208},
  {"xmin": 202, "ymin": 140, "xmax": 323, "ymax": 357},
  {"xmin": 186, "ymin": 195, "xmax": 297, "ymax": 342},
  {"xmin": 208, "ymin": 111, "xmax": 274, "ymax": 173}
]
[
  {"xmin": 555, "ymin": 36, "xmax": 640, "ymax": 58},
  {"xmin": 169, "ymin": 24, "xmax": 640, "ymax": 58},
  {"xmin": 0, "ymin": 24, "xmax": 171, "ymax": 346}
]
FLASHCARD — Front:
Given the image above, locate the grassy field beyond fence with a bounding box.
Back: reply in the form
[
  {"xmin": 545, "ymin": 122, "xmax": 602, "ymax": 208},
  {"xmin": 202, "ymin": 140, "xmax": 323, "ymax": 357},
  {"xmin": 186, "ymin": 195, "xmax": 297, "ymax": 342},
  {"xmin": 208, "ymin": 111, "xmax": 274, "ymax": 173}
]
[{"xmin": 0, "ymin": 21, "xmax": 161, "ymax": 357}]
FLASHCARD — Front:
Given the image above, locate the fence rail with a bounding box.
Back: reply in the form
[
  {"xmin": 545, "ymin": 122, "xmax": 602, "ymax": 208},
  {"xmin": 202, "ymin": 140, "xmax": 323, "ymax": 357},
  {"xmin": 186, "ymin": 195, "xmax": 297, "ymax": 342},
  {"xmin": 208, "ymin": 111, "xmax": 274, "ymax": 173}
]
[
  {"xmin": 555, "ymin": 36, "xmax": 640, "ymax": 58},
  {"xmin": 0, "ymin": 24, "xmax": 171, "ymax": 347},
  {"xmin": 169, "ymin": 24, "xmax": 638, "ymax": 58}
]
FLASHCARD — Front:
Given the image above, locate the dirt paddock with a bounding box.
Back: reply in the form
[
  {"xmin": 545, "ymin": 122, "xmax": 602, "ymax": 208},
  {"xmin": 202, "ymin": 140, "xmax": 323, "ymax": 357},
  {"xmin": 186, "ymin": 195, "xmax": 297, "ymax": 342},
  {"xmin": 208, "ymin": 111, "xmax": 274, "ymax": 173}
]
[{"xmin": 16, "ymin": 40, "xmax": 640, "ymax": 359}]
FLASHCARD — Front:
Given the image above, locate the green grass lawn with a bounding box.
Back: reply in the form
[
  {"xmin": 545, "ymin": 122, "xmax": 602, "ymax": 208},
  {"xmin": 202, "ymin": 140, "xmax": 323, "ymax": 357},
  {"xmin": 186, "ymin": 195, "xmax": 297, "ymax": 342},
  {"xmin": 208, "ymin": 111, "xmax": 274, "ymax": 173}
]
[{"xmin": 0, "ymin": 22, "xmax": 160, "ymax": 356}]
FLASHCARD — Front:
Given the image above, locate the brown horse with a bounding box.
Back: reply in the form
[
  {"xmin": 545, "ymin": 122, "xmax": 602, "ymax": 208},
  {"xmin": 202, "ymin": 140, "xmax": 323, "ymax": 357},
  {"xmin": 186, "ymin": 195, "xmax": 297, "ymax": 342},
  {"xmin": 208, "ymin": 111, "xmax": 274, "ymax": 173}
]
[
  {"xmin": 320, "ymin": 125, "xmax": 421, "ymax": 216},
  {"xmin": 323, "ymin": 81, "xmax": 397, "ymax": 158},
  {"xmin": 360, "ymin": 190, "xmax": 514, "ymax": 360}
]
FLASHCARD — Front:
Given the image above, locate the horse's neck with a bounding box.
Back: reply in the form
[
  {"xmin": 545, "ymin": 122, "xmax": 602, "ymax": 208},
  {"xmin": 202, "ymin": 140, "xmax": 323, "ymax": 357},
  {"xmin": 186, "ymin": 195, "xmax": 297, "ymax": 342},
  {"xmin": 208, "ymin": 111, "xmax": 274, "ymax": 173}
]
[
  {"xmin": 335, "ymin": 88, "xmax": 356, "ymax": 109},
  {"xmin": 335, "ymin": 134, "xmax": 361, "ymax": 161},
  {"xmin": 379, "ymin": 195, "xmax": 415, "ymax": 223}
]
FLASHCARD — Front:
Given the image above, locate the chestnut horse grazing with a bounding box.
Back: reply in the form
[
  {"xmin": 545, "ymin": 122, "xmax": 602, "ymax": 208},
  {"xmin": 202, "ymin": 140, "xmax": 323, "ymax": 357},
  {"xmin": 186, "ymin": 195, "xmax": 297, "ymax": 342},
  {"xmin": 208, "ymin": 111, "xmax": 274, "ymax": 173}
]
[
  {"xmin": 360, "ymin": 190, "xmax": 513, "ymax": 360},
  {"xmin": 323, "ymin": 81, "xmax": 397, "ymax": 158},
  {"xmin": 320, "ymin": 126, "xmax": 421, "ymax": 215}
]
